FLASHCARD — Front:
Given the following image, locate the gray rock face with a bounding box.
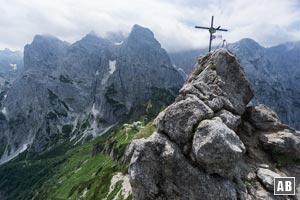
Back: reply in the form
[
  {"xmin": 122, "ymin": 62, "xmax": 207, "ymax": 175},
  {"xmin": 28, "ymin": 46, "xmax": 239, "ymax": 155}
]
[
  {"xmin": 0, "ymin": 25, "xmax": 184, "ymax": 163},
  {"xmin": 126, "ymin": 132, "xmax": 237, "ymax": 200},
  {"xmin": 192, "ymin": 117, "xmax": 245, "ymax": 179},
  {"xmin": 24, "ymin": 35, "xmax": 69, "ymax": 71},
  {"xmin": 215, "ymin": 109, "xmax": 241, "ymax": 131},
  {"xmin": 186, "ymin": 49, "xmax": 254, "ymax": 115},
  {"xmin": 257, "ymin": 168, "xmax": 281, "ymax": 191},
  {"xmin": 126, "ymin": 49, "xmax": 300, "ymax": 199},
  {"xmin": 259, "ymin": 131, "xmax": 300, "ymax": 159},
  {"xmin": 154, "ymin": 95, "xmax": 213, "ymax": 145},
  {"xmin": 245, "ymin": 105, "xmax": 300, "ymax": 159},
  {"xmin": 245, "ymin": 104, "xmax": 283, "ymax": 131}
]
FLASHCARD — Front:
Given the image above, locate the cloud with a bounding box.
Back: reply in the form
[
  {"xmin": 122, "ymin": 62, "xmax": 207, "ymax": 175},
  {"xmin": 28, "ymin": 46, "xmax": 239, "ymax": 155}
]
[{"xmin": 0, "ymin": 0, "xmax": 299, "ymax": 52}]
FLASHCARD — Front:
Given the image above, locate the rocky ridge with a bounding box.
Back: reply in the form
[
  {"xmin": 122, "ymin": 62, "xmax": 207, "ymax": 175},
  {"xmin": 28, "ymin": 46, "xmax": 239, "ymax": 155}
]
[{"xmin": 126, "ymin": 49, "xmax": 300, "ymax": 199}]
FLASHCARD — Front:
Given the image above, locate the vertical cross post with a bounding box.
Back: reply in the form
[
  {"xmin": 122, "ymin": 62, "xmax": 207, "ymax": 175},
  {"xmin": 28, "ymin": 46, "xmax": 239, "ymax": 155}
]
[
  {"xmin": 208, "ymin": 16, "xmax": 214, "ymax": 52},
  {"xmin": 195, "ymin": 16, "xmax": 228, "ymax": 52}
]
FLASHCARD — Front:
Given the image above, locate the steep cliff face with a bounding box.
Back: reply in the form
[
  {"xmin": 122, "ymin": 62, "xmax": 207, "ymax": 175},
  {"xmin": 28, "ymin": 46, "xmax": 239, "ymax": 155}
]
[
  {"xmin": 229, "ymin": 39, "xmax": 300, "ymax": 129},
  {"xmin": 126, "ymin": 49, "xmax": 300, "ymax": 199},
  {"xmin": 0, "ymin": 25, "xmax": 184, "ymax": 163},
  {"xmin": 265, "ymin": 41, "xmax": 300, "ymax": 128}
]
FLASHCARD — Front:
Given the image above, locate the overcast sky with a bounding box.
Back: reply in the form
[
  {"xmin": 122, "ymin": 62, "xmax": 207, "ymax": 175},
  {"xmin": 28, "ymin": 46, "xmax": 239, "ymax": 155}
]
[{"xmin": 1, "ymin": 0, "xmax": 300, "ymax": 52}]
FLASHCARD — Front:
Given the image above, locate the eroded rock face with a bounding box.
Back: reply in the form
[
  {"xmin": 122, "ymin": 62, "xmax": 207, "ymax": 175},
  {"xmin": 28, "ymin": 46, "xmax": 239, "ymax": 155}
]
[{"xmin": 126, "ymin": 49, "xmax": 300, "ymax": 199}]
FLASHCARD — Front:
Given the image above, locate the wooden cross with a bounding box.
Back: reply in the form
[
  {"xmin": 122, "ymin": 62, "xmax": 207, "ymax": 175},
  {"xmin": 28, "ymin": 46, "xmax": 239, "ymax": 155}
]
[{"xmin": 195, "ymin": 16, "xmax": 228, "ymax": 52}]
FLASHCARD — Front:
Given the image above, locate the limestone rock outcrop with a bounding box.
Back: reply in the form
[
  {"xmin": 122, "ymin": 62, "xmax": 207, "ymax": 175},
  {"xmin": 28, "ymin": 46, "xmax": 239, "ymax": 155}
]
[{"xmin": 126, "ymin": 49, "xmax": 300, "ymax": 199}]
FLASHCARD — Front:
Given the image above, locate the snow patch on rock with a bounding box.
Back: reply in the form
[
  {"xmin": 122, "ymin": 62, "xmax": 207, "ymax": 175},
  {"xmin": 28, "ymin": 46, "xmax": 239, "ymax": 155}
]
[
  {"xmin": 91, "ymin": 103, "xmax": 100, "ymax": 117},
  {"xmin": 109, "ymin": 60, "xmax": 116, "ymax": 74},
  {"xmin": 1, "ymin": 107, "xmax": 7, "ymax": 116},
  {"xmin": 9, "ymin": 63, "xmax": 17, "ymax": 70},
  {"xmin": 114, "ymin": 41, "xmax": 123, "ymax": 45}
]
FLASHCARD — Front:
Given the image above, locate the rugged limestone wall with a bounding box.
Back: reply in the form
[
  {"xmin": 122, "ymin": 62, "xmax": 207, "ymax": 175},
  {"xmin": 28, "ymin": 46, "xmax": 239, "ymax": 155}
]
[{"xmin": 125, "ymin": 49, "xmax": 300, "ymax": 200}]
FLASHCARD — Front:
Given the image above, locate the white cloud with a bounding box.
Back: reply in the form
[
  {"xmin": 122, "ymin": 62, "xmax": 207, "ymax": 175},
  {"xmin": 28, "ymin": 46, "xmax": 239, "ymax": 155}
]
[{"xmin": 0, "ymin": 0, "xmax": 299, "ymax": 52}]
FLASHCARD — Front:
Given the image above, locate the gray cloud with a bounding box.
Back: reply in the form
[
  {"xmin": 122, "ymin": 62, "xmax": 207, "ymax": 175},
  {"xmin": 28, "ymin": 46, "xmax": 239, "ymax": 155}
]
[{"xmin": 0, "ymin": 0, "xmax": 299, "ymax": 52}]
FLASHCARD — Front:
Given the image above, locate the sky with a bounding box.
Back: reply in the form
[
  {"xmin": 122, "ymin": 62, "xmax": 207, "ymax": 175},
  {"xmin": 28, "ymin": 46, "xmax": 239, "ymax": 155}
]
[{"xmin": 0, "ymin": 0, "xmax": 300, "ymax": 52}]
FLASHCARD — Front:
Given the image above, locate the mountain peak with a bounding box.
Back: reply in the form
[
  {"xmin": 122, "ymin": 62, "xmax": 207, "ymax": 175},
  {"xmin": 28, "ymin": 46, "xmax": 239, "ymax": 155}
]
[
  {"xmin": 28, "ymin": 34, "xmax": 70, "ymax": 50},
  {"xmin": 83, "ymin": 31, "xmax": 107, "ymax": 41},
  {"xmin": 80, "ymin": 32, "xmax": 105, "ymax": 42},
  {"xmin": 129, "ymin": 24, "xmax": 155, "ymax": 40},
  {"xmin": 24, "ymin": 34, "xmax": 69, "ymax": 69},
  {"xmin": 234, "ymin": 38, "xmax": 262, "ymax": 49},
  {"xmin": 31, "ymin": 34, "xmax": 68, "ymax": 45},
  {"xmin": 69, "ymin": 32, "xmax": 108, "ymax": 53}
]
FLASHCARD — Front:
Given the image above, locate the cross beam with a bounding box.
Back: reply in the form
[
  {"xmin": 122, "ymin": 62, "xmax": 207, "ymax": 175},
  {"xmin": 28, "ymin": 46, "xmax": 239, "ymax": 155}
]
[{"xmin": 195, "ymin": 16, "xmax": 228, "ymax": 52}]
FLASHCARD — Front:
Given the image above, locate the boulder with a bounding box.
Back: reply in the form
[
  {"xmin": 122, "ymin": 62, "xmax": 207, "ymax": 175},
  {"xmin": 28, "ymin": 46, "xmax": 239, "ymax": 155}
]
[
  {"xmin": 154, "ymin": 95, "xmax": 214, "ymax": 145},
  {"xmin": 192, "ymin": 117, "xmax": 245, "ymax": 179},
  {"xmin": 244, "ymin": 104, "xmax": 284, "ymax": 131},
  {"xmin": 259, "ymin": 130, "xmax": 300, "ymax": 159},
  {"xmin": 215, "ymin": 109, "xmax": 241, "ymax": 130},
  {"xmin": 257, "ymin": 168, "xmax": 281, "ymax": 191}
]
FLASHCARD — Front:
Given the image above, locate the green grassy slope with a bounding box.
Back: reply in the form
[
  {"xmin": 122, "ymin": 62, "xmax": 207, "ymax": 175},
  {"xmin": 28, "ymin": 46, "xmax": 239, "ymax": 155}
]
[{"xmin": 0, "ymin": 118, "xmax": 155, "ymax": 200}]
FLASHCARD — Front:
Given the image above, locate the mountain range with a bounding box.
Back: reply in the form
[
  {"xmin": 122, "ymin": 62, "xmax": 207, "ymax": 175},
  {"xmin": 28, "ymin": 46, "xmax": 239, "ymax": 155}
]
[
  {"xmin": 0, "ymin": 24, "xmax": 184, "ymax": 164},
  {"xmin": 0, "ymin": 25, "xmax": 300, "ymax": 200}
]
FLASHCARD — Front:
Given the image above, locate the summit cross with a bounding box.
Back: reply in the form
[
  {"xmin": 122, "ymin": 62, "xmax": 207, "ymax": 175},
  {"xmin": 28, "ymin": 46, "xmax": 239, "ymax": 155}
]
[{"xmin": 195, "ymin": 16, "xmax": 228, "ymax": 52}]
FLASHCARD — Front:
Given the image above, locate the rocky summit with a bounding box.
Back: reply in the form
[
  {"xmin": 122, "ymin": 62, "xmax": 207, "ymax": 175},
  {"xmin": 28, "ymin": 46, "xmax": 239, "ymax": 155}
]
[
  {"xmin": 125, "ymin": 49, "xmax": 300, "ymax": 200},
  {"xmin": 170, "ymin": 39, "xmax": 300, "ymax": 130}
]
